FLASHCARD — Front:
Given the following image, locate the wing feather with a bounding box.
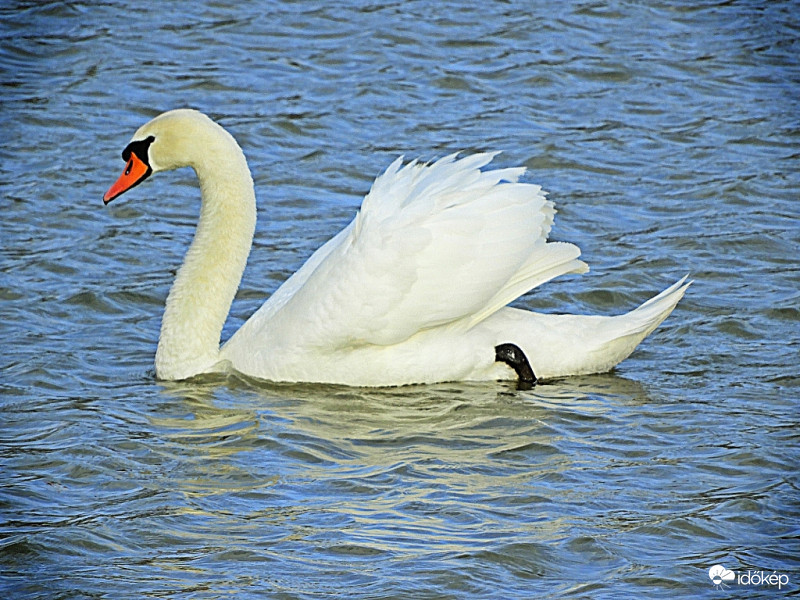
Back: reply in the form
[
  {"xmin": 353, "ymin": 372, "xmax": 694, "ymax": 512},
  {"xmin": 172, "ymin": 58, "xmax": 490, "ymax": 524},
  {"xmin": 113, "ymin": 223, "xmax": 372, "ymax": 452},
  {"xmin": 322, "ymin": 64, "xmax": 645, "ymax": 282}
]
[{"xmin": 225, "ymin": 154, "xmax": 586, "ymax": 358}]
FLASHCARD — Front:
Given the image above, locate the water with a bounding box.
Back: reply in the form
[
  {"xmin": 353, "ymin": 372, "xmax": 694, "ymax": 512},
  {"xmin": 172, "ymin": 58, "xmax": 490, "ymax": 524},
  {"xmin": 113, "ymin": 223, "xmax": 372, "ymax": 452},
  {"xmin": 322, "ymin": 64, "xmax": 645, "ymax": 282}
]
[{"xmin": 1, "ymin": 1, "xmax": 798, "ymax": 598}]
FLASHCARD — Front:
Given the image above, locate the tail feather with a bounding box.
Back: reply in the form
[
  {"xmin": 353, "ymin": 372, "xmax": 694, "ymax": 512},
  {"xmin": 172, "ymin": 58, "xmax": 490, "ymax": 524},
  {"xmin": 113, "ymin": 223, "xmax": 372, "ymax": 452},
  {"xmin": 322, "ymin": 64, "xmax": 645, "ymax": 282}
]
[
  {"xmin": 611, "ymin": 274, "xmax": 692, "ymax": 338},
  {"xmin": 580, "ymin": 275, "xmax": 692, "ymax": 374}
]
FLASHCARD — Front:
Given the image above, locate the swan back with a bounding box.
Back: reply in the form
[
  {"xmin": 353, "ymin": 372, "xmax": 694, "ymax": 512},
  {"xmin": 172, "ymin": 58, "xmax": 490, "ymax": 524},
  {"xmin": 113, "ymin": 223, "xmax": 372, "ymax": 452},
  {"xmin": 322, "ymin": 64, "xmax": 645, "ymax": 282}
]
[{"xmin": 221, "ymin": 153, "xmax": 587, "ymax": 382}]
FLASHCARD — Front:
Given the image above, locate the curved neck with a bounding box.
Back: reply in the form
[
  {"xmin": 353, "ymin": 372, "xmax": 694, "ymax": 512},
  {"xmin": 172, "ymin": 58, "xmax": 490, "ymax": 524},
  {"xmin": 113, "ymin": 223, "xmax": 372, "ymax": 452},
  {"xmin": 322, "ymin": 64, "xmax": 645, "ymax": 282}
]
[{"xmin": 155, "ymin": 143, "xmax": 256, "ymax": 380}]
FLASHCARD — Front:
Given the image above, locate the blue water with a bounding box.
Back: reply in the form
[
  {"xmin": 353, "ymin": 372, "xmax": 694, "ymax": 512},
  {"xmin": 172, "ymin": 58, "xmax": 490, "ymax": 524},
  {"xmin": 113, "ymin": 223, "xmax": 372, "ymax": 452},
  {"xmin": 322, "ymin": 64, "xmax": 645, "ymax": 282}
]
[{"xmin": 1, "ymin": 1, "xmax": 798, "ymax": 598}]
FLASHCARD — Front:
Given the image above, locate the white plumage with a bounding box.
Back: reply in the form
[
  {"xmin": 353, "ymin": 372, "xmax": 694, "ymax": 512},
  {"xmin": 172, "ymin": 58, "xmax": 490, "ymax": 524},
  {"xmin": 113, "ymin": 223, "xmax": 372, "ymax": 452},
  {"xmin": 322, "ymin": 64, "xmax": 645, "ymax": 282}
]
[{"xmin": 104, "ymin": 109, "xmax": 690, "ymax": 386}]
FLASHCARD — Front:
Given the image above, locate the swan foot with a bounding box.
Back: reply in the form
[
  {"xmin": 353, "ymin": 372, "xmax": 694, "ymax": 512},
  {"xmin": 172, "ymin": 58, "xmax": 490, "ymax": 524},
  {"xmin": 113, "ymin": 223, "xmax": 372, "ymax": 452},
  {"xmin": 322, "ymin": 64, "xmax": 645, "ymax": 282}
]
[{"xmin": 494, "ymin": 343, "xmax": 537, "ymax": 390}]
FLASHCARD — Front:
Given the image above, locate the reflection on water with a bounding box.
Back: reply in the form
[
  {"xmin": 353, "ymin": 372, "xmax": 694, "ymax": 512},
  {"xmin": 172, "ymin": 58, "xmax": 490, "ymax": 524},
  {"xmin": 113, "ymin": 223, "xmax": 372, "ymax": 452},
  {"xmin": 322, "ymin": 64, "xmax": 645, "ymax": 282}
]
[{"xmin": 2, "ymin": 0, "xmax": 798, "ymax": 598}]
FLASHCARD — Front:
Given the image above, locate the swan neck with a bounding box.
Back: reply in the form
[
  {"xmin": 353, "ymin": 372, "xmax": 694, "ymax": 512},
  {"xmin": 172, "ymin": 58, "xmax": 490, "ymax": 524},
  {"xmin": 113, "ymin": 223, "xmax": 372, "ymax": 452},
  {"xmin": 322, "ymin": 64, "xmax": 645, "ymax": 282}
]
[{"xmin": 155, "ymin": 138, "xmax": 256, "ymax": 380}]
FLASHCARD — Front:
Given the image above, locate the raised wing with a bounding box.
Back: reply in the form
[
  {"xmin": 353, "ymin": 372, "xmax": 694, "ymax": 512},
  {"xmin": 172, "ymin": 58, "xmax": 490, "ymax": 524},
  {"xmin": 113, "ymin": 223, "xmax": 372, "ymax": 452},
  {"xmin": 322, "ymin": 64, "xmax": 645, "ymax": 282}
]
[{"xmin": 224, "ymin": 153, "xmax": 587, "ymax": 359}]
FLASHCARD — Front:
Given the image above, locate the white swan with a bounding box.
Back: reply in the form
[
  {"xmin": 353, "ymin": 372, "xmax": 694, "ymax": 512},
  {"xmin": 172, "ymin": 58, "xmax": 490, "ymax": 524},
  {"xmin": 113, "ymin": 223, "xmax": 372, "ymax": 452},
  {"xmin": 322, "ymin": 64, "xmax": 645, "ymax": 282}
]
[{"xmin": 104, "ymin": 109, "xmax": 690, "ymax": 387}]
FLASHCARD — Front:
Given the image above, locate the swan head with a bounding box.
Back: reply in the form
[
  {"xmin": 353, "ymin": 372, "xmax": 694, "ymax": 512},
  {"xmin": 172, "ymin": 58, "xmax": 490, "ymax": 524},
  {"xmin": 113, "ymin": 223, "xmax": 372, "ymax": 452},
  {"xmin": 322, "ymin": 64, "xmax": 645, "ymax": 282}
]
[{"xmin": 103, "ymin": 109, "xmax": 234, "ymax": 204}]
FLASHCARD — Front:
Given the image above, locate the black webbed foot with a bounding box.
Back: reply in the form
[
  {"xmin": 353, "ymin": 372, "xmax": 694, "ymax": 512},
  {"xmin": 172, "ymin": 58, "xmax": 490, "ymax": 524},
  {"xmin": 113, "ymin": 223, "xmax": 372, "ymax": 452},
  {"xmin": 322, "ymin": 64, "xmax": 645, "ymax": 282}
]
[{"xmin": 495, "ymin": 343, "xmax": 537, "ymax": 390}]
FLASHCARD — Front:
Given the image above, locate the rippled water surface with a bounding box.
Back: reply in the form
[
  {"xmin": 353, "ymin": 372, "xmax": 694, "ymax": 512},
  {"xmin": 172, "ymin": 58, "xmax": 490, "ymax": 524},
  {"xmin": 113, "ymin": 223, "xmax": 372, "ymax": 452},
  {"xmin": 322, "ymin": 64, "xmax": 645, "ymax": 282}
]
[{"xmin": 2, "ymin": 1, "xmax": 799, "ymax": 598}]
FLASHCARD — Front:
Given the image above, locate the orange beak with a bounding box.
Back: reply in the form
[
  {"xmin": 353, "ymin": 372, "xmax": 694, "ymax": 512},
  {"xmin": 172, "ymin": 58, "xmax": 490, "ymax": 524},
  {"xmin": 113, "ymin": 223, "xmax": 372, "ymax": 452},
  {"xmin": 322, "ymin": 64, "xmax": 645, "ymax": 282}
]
[{"xmin": 103, "ymin": 152, "xmax": 152, "ymax": 204}]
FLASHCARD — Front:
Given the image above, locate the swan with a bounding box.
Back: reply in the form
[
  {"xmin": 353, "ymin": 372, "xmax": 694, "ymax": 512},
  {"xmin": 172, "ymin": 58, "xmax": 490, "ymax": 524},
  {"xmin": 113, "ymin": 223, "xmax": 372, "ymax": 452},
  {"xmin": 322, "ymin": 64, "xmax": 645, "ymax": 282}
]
[{"xmin": 103, "ymin": 109, "xmax": 690, "ymax": 387}]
